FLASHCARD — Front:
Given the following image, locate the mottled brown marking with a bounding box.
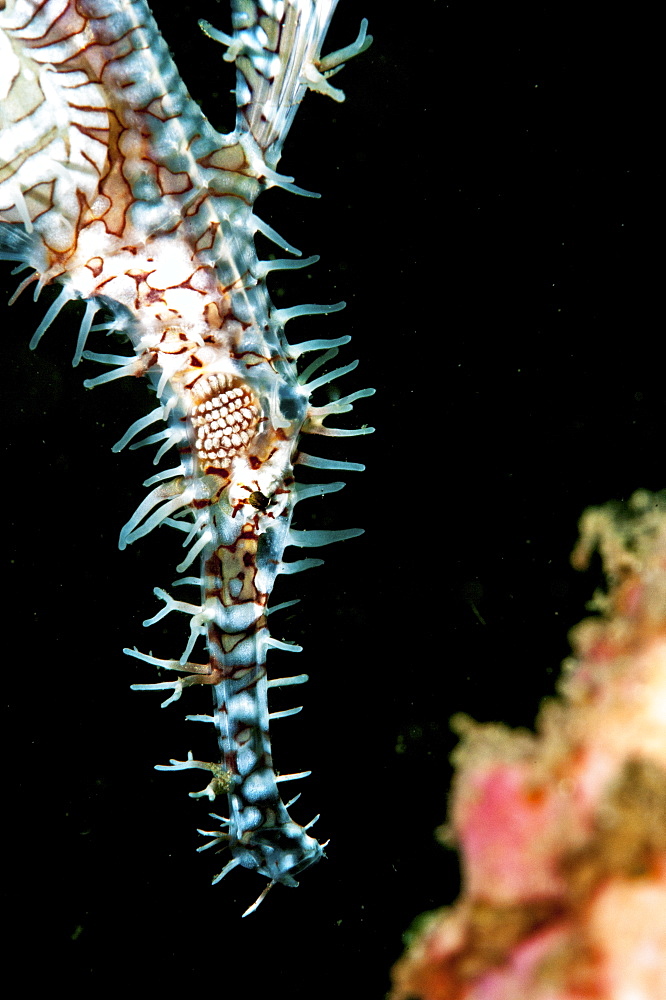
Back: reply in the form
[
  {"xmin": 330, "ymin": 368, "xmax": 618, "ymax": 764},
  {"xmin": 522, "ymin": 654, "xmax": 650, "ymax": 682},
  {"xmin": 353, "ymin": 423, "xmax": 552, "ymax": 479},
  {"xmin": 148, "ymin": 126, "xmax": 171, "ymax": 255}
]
[
  {"xmin": 85, "ymin": 256, "xmax": 104, "ymax": 277},
  {"xmin": 157, "ymin": 167, "xmax": 191, "ymax": 195},
  {"xmin": 198, "ymin": 143, "xmax": 247, "ymax": 172}
]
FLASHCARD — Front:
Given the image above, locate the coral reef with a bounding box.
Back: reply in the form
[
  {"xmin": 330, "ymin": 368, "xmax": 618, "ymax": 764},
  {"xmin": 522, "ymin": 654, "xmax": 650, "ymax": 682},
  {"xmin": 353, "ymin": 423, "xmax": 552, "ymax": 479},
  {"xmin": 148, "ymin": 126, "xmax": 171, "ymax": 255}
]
[{"xmin": 391, "ymin": 491, "xmax": 666, "ymax": 1000}]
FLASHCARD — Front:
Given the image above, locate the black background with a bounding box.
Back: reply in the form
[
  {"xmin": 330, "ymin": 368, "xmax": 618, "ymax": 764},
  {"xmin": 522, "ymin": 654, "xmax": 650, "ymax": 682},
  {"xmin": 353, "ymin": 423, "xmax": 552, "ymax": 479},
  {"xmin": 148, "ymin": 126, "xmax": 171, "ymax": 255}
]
[{"xmin": 1, "ymin": 1, "xmax": 657, "ymax": 996}]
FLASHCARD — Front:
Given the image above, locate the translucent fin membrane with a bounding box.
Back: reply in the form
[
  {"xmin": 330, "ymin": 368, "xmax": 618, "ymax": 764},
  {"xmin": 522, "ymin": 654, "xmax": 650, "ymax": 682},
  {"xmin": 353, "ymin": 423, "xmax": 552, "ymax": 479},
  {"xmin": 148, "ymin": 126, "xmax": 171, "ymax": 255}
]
[{"xmin": 0, "ymin": 222, "xmax": 36, "ymax": 262}]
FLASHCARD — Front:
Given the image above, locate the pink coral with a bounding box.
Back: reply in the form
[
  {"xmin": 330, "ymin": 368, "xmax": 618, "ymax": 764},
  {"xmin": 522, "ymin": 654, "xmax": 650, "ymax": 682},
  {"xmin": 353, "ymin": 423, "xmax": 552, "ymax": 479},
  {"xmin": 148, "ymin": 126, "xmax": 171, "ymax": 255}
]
[{"xmin": 391, "ymin": 491, "xmax": 666, "ymax": 1000}]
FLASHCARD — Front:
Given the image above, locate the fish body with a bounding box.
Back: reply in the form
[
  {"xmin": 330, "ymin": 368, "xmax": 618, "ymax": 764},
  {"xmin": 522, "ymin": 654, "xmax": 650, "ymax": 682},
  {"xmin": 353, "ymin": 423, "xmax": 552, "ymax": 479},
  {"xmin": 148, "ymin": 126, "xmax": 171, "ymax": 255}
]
[{"xmin": 0, "ymin": 0, "xmax": 372, "ymax": 911}]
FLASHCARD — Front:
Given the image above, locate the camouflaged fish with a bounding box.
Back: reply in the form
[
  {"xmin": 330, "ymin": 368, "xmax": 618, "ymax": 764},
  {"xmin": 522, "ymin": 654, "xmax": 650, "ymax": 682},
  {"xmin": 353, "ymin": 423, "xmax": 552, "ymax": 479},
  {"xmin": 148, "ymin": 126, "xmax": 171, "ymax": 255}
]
[{"xmin": 0, "ymin": 0, "xmax": 372, "ymax": 915}]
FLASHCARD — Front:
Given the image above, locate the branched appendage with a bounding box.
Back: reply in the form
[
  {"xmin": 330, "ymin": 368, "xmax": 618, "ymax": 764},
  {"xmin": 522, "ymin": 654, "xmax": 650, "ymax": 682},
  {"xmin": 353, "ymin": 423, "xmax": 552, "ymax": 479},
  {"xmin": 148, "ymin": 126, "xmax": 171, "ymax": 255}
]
[
  {"xmin": 155, "ymin": 754, "xmax": 233, "ymax": 802},
  {"xmin": 200, "ymin": 13, "xmax": 372, "ymax": 104},
  {"xmin": 305, "ymin": 18, "xmax": 373, "ymax": 102},
  {"xmin": 127, "ymin": 648, "xmax": 224, "ymax": 707}
]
